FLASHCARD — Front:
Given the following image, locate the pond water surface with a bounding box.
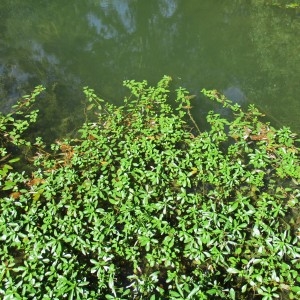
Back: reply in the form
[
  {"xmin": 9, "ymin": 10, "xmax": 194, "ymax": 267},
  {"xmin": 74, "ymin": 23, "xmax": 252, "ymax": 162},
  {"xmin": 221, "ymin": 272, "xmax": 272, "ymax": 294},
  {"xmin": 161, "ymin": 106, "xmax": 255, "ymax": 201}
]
[{"xmin": 0, "ymin": 0, "xmax": 300, "ymax": 140}]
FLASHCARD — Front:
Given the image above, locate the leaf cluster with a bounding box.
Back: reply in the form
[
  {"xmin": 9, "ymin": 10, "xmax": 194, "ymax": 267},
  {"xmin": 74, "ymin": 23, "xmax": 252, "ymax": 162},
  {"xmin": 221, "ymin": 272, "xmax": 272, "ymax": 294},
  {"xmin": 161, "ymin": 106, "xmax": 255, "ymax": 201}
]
[{"xmin": 0, "ymin": 77, "xmax": 300, "ymax": 299}]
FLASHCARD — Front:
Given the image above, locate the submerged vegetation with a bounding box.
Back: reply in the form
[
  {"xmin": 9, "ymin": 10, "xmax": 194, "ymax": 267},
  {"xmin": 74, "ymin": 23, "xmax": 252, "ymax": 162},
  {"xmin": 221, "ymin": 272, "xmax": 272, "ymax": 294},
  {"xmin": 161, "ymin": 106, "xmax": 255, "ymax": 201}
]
[{"xmin": 0, "ymin": 77, "xmax": 300, "ymax": 299}]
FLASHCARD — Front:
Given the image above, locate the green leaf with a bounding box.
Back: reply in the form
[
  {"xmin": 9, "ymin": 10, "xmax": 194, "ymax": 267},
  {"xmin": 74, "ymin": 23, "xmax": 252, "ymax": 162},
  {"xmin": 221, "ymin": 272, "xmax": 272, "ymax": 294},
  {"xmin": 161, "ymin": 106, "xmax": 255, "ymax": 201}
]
[
  {"xmin": 8, "ymin": 157, "xmax": 20, "ymax": 163},
  {"xmin": 108, "ymin": 198, "xmax": 119, "ymax": 205},
  {"xmin": 228, "ymin": 201, "xmax": 239, "ymax": 213},
  {"xmin": 87, "ymin": 103, "xmax": 95, "ymax": 111},
  {"xmin": 227, "ymin": 267, "xmax": 239, "ymax": 274},
  {"xmin": 291, "ymin": 286, "xmax": 300, "ymax": 293},
  {"xmin": 229, "ymin": 288, "xmax": 236, "ymax": 299},
  {"xmin": 169, "ymin": 291, "xmax": 182, "ymax": 298}
]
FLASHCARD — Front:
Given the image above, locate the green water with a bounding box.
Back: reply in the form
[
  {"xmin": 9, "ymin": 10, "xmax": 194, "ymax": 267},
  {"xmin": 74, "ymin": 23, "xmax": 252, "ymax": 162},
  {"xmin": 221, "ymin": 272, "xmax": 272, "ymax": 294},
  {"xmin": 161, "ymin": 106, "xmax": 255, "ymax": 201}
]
[{"xmin": 1, "ymin": 0, "xmax": 300, "ymax": 140}]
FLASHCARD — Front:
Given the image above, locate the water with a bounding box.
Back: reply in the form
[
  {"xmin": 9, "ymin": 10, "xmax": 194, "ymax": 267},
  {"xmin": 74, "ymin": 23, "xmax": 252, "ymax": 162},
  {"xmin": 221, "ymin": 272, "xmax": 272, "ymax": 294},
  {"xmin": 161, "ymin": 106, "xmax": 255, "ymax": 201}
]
[{"xmin": 1, "ymin": 0, "xmax": 299, "ymax": 140}]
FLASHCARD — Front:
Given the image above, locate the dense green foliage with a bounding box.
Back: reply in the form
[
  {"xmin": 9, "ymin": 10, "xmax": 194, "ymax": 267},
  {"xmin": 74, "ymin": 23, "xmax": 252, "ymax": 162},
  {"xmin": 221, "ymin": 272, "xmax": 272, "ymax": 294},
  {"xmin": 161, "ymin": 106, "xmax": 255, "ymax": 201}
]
[
  {"xmin": 1, "ymin": 77, "xmax": 300, "ymax": 299},
  {"xmin": 265, "ymin": 0, "xmax": 300, "ymax": 9}
]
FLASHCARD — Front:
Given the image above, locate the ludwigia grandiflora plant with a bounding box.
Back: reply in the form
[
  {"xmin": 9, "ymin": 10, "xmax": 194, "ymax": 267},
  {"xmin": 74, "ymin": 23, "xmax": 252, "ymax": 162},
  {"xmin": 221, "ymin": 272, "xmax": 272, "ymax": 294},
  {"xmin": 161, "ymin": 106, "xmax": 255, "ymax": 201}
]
[{"xmin": 1, "ymin": 77, "xmax": 299, "ymax": 299}]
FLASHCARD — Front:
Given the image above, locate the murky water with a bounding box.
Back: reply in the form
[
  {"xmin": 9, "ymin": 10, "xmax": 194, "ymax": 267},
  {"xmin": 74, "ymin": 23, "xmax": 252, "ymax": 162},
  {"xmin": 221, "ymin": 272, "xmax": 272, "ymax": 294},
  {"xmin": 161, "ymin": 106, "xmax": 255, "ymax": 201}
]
[{"xmin": 1, "ymin": 0, "xmax": 299, "ymax": 140}]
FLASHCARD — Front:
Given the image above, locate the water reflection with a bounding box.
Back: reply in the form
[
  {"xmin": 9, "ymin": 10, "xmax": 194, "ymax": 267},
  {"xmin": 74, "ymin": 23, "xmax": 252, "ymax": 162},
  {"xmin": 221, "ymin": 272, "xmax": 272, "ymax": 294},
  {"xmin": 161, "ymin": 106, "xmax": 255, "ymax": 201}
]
[
  {"xmin": 87, "ymin": 12, "xmax": 118, "ymax": 39},
  {"xmin": 31, "ymin": 40, "xmax": 59, "ymax": 65},
  {"xmin": 87, "ymin": 0, "xmax": 136, "ymax": 40},
  {"xmin": 223, "ymin": 86, "xmax": 247, "ymax": 105},
  {"xmin": 159, "ymin": 0, "xmax": 178, "ymax": 18},
  {"xmin": 0, "ymin": 0, "xmax": 299, "ymax": 137},
  {"xmin": 111, "ymin": 0, "xmax": 136, "ymax": 33},
  {"xmin": 0, "ymin": 63, "xmax": 32, "ymax": 113}
]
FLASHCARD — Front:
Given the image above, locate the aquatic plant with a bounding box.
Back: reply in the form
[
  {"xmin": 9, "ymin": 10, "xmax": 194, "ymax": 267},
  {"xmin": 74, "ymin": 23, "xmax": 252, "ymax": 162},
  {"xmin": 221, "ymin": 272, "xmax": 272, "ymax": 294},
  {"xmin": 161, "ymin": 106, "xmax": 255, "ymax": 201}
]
[{"xmin": 0, "ymin": 77, "xmax": 299, "ymax": 299}]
